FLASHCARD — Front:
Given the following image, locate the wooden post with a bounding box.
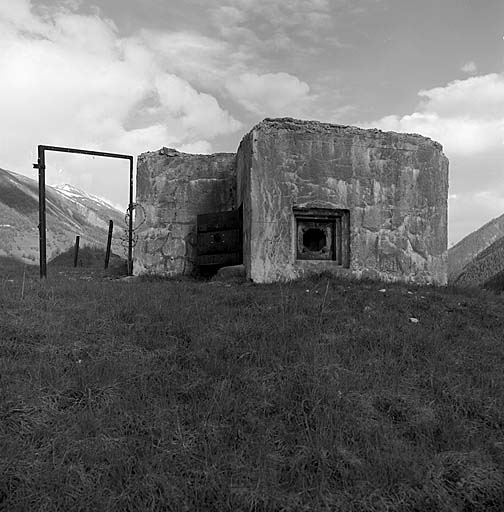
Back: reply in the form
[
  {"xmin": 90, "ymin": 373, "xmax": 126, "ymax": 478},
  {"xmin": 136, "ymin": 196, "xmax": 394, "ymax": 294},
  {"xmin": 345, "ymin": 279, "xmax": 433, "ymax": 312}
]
[
  {"xmin": 104, "ymin": 220, "xmax": 113, "ymax": 269},
  {"xmin": 73, "ymin": 236, "xmax": 80, "ymax": 267}
]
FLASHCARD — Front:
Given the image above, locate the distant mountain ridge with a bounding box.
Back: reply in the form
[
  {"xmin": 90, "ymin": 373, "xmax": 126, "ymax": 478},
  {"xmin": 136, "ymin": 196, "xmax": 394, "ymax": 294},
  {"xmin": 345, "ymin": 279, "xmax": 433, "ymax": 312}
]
[
  {"xmin": 448, "ymin": 213, "xmax": 504, "ymax": 282},
  {"xmin": 0, "ymin": 167, "xmax": 126, "ymax": 264}
]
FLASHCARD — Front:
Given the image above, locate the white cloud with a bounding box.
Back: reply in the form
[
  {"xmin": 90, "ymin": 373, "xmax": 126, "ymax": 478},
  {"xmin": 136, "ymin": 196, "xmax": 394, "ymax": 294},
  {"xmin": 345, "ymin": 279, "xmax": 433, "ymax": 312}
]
[
  {"xmin": 137, "ymin": 30, "xmax": 243, "ymax": 90},
  {"xmin": 178, "ymin": 141, "xmax": 213, "ymax": 154},
  {"xmin": 366, "ymin": 73, "xmax": 504, "ymax": 156},
  {"xmin": 0, "ymin": 0, "xmax": 242, "ymax": 206},
  {"xmin": 221, "ymin": 0, "xmax": 331, "ymax": 24},
  {"xmin": 0, "ymin": 0, "xmax": 47, "ymax": 34},
  {"xmin": 418, "ymin": 74, "xmax": 504, "ymax": 119},
  {"xmin": 210, "ymin": 0, "xmax": 333, "ymax": 49},
  {"xmin": 461, "ymin": 61, "xmax": 477, "ymax": 74},
  {"xmin": 138, "ymin": 24, "xmax": 320, "ymax": 121},
  {"xmin": 371, "ymin": 112, "xmax": 503, "ymax": 156},
  {"xmin": 155, "ymin": 74, "xmax": 241, "ymax": 139},
  {"xmin": 226, "ymin": 72, "xmax": 313, "ymax": 116},
  {"xmin": 212, "ymin": 5, "xmax": 247, "ymax": 25}
]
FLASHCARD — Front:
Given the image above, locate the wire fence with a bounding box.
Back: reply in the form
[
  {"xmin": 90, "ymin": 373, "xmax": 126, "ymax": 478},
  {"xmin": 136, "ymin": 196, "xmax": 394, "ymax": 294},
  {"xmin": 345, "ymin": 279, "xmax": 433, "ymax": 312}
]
[{"xmin": 119, "ymin": 202, "xmax": 146, "ymax": 258}]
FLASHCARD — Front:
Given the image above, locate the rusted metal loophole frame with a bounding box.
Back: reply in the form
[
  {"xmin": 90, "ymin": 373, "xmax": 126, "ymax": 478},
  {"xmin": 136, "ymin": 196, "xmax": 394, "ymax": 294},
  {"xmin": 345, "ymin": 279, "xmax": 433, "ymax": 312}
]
[{"xmin": 293, "ymin": 207, "xmax": 350, "ymax": 267}]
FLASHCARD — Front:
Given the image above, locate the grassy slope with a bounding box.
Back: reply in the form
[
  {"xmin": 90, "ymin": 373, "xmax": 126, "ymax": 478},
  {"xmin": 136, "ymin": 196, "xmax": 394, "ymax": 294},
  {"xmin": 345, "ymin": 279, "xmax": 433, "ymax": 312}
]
[
  {"xmin": 49, "ymin": 245, "xmax": 128, "ymax": 277},
  {"xmin": 1, "ymin": 268, "xmax": 504, "ymax": 511}
]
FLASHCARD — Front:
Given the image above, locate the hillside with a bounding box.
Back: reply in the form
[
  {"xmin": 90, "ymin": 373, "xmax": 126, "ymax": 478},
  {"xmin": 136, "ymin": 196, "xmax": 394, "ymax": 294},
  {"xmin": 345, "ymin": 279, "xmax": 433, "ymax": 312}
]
[
  {"xmin": 448, "ymin": 213, "xmax": 504, "ymax": 282},
  {"xmin": 454, "ymin": 235, "xmax": 504, "ymax": 289},
  {"xmin": 1, "ymin": 271, "xmax": 504, "ymax": 510},
  {"xmin": 0, "ymin": 167, "xmax": 126, "ymax": 263},
  {"xmin": 49, "ymin": 244, "xmax": 128, "ymax": 277}
]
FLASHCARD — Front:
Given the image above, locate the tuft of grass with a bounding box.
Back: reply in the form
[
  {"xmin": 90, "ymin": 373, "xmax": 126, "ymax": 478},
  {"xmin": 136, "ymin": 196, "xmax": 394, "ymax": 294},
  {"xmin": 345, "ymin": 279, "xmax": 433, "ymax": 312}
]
[{"xmin": 1, "ymin": 270, "xmax": 504, "ymax": 510}]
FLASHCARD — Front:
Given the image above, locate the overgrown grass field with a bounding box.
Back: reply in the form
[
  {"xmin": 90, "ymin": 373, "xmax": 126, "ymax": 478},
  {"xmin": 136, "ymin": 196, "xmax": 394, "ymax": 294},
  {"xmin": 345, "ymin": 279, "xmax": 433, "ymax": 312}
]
[{"xmin": 2, "ymin": 259, "xmax": 504, "ymax": 511}]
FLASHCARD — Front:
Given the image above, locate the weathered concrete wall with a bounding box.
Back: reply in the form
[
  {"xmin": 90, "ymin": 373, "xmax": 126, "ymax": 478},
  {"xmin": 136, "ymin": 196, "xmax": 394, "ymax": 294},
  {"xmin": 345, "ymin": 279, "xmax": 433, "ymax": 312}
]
[
  {"xmin": 236, "ymin": 133, "xmax": 253, "ymax": 276},
  {"xmin": 236, "ymin": 118, "xmax": 449, "ymax": 284},
  {"xmin": 134, "ymin": 148, "xmax": 236, "ymax": 275}
]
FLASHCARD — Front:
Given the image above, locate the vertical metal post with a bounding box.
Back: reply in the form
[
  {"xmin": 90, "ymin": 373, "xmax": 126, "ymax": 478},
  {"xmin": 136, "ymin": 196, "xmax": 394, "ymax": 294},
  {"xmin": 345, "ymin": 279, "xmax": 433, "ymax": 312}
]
[
  {"xmin": 73, "ymin": 236, "xmax": 80, "ymax": 267},
  {"xmin": 128, "ymin": 157, "xmax": 134, "ymax": 276},
  {"xmin": 105, "ymin": 220, "xmax": 113, "ymax": 269},
  {"xmin": 37, "ymin": 146, "xmax": 47, "ymax": 278}
]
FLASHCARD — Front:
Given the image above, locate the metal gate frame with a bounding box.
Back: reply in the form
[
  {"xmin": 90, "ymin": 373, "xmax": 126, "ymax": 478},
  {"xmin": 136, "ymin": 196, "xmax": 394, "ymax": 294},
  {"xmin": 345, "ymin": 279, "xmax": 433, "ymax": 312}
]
[{"xmin": 33, "ymin": 145, "xmax": 134, "ymax": 278}]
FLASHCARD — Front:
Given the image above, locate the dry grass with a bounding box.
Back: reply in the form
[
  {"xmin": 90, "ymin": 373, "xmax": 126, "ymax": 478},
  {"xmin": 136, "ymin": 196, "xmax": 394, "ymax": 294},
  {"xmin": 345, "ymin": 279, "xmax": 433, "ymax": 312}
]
[{"xmin": 1, "ymin": 263, "xmax": 504, "ymax": 511}]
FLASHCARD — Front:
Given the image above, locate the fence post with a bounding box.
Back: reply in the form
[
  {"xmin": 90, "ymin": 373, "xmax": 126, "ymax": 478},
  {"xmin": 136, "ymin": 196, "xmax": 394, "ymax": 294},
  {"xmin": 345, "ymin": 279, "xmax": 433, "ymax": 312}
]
[
  {"xmin": 73, "ymin": 236, "xmax": 80, "ymax": 267},
  {"xmin": 104, "ymin": 220, "xmax": 113, "ymax": 269}
]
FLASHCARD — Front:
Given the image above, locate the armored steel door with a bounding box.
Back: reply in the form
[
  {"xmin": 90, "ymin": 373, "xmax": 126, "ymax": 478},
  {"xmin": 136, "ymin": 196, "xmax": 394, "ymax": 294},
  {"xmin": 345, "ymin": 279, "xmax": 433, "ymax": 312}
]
[{"xmin": 197, "ymin": 206, "xmax": 242, "ymax": 267}]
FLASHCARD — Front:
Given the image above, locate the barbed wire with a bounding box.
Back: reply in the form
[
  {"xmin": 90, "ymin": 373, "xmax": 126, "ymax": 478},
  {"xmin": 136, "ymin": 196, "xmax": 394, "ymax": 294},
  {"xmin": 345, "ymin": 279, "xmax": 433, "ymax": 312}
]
[{"xmin": 120, "ymin": 202, "xmax": 146, "ymax": 256}]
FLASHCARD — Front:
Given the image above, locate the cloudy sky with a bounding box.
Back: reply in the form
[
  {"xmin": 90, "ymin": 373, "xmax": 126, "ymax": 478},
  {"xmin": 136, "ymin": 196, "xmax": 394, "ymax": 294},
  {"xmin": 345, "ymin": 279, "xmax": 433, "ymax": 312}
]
[{"xmin": 1, "ymin": 0, "xmax": 503, "ymax": 245}]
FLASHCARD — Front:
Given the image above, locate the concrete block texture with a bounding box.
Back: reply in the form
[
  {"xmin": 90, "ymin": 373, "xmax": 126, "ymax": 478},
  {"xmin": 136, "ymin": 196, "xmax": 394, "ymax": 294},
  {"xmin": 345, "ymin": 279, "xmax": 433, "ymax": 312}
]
[
  {"xmin": 134, "ymin": 148, "xmax": 236, "ymax": 276},
  {"xmin": 236, "ymin": 118, "xmax": 448, "ymax": 284}
]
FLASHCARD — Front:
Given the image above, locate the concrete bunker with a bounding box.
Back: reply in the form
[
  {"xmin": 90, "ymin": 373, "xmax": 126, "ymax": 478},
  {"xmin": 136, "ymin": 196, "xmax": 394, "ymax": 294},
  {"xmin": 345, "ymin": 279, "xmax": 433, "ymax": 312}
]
[{"xmin": 134, "ymin": 118, "xmax": 448, "ymax": 285}]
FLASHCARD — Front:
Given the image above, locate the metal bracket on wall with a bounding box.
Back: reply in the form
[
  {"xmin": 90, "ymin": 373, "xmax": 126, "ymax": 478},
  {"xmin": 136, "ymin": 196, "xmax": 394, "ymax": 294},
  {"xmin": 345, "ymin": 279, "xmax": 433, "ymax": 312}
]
[{"xmin": 33, "ymin": 145, "xmax": 134, "ymax": 278}]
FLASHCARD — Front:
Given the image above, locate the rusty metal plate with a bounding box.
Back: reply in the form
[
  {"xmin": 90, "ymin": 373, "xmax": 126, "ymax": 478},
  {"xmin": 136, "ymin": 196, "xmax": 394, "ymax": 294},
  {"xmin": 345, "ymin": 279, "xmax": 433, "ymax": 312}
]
[
  {"xmin": 197, "ymin": 206, "xmax": 243, "ymax": 268},
  {"xmin": 197, "ymin": 229, "xmax": 240, "ymax": 255},
  {"xmin": 197, "ymin": 253, "xmax": 241, "ymax": 266},
  {"xmin": 197, "ymin": 209, "xmax": 240, "ymax": 233}
]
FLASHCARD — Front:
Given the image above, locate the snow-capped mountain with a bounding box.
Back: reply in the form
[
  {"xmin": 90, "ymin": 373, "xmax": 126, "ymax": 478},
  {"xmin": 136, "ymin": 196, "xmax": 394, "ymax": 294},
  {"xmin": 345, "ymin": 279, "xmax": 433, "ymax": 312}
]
[
  {"xmin": 0, "ymin": 167, "xmax": 127, "ymax": 264},
  {"xmin": 53, "ymin": 183, "xmax": 120, "ymax": 211}
]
